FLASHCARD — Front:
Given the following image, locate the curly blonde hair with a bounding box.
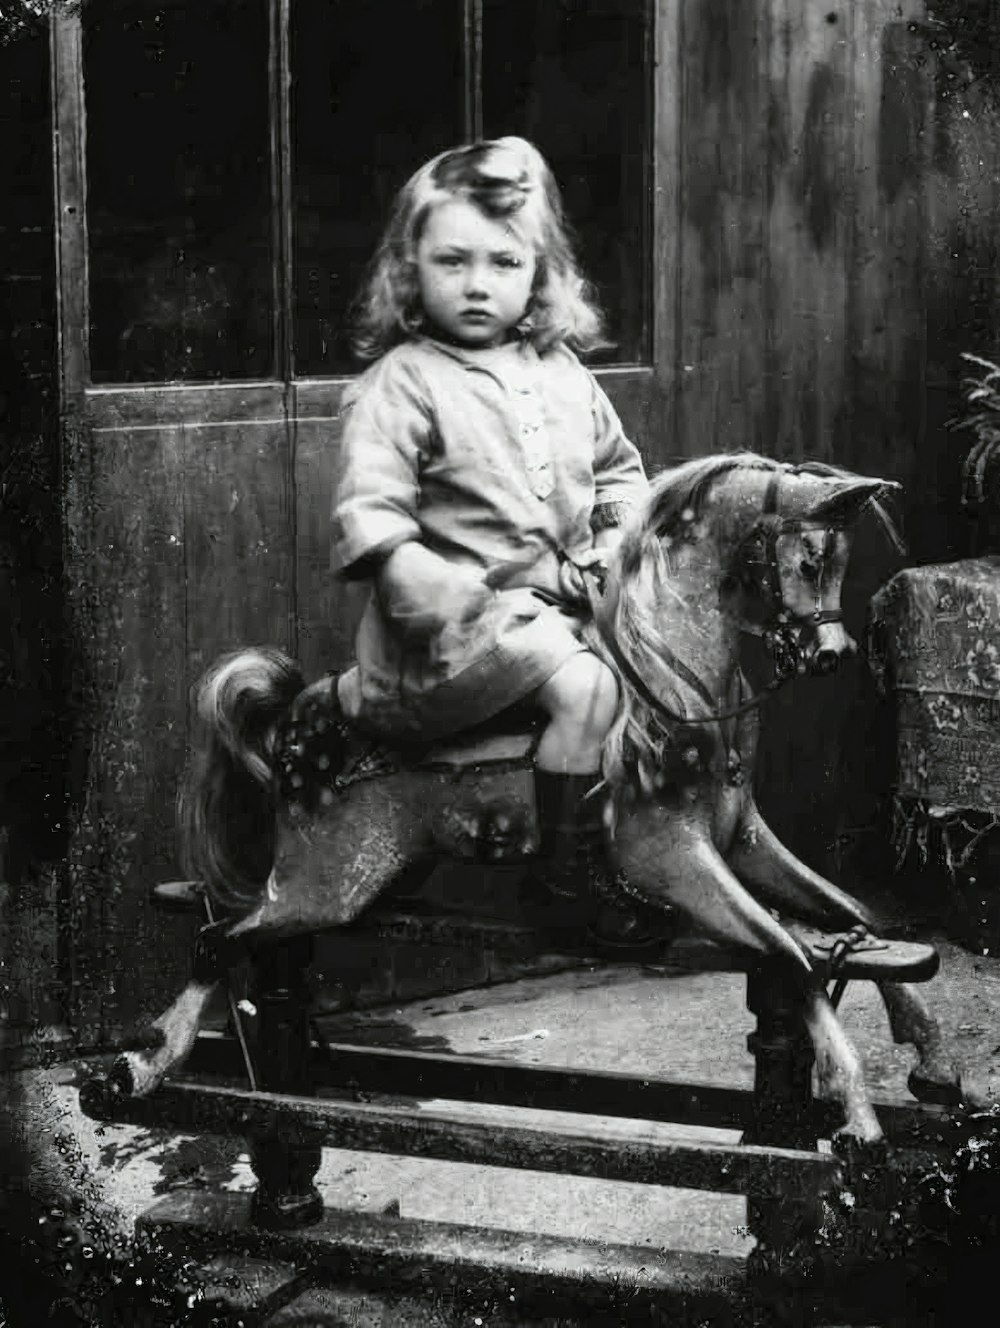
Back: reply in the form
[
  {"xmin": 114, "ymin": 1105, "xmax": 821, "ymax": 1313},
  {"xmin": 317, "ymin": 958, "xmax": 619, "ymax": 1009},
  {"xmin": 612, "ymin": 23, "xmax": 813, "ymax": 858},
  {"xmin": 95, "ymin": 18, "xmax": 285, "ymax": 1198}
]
[{"xmin": 349, "ymin": 137, "xmax": 605, "ymax": 361}]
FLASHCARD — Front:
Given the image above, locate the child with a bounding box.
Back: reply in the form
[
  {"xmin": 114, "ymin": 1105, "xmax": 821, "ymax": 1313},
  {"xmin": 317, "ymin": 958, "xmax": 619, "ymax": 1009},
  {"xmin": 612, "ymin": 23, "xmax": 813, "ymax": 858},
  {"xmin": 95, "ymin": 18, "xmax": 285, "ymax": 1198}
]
[{"xmin": 332, "ymin": 137, "xmax": 655, "ymax": 946}]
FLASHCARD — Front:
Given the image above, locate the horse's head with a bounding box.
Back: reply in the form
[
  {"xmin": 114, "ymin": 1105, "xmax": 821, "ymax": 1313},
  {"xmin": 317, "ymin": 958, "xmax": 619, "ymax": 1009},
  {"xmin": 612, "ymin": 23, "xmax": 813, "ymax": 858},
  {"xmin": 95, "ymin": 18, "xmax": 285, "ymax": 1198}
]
[
  {"xmin": 597, "ymin": 454, "xmax": 902, "ymax": 804},
  {"xmin": 729, "ymin": 463, "xmax": 902, "ymax": 675},
  {"xmin": 625, "ymin": 454, "xmax": 902, "ymax": 682}
]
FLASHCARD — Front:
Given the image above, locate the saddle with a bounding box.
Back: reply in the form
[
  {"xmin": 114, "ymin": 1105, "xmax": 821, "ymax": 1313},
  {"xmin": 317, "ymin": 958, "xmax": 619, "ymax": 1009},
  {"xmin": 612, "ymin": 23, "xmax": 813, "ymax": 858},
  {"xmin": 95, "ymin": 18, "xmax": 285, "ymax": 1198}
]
[{"xmin": 413, "ymin": 702, "xmax": 543, "ymax": 770}]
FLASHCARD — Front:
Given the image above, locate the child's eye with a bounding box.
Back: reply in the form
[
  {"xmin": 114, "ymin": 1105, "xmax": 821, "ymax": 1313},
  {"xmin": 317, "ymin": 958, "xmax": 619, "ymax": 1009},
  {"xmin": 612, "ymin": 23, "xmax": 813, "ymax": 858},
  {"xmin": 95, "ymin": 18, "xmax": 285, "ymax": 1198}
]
[
  {"xmin": 495, "ymin": 255, "xmax": 523, "ymax": 270},
  {"xmin": 437, "ymin": 255, "xmax": 463, "ymax": 267}
]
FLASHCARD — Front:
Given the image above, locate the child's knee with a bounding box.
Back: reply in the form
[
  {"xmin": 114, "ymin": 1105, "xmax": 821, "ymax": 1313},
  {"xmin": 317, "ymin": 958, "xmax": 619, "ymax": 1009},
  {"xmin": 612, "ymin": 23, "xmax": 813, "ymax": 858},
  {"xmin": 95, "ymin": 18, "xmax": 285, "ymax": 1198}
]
[{"xmin": 538, "ymin": 653, "xmax": 618, "ymax": 734}]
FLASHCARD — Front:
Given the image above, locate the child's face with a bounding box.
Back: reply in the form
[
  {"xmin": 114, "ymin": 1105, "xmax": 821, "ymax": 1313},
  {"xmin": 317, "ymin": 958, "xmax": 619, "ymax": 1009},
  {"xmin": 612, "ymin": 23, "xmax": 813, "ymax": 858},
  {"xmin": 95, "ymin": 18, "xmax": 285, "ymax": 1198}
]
[{"xmin": 415, "ymin": 199, "xmax": 536, "ymax": 348}]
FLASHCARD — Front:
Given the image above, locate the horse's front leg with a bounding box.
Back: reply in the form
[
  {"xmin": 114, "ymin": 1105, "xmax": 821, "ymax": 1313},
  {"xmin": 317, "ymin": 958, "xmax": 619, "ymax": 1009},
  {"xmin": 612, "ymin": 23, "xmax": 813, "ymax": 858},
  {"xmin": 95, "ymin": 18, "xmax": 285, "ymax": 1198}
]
[
  {"xmin": 615, "ymin": 803, "xmax": 882, "ymax": 1143},
  {"xmin": 729, "ymin": 801, "xmax": 990, "ymax": 1108},
  {"xmin": 727, "ymin": 800, "xmax": 873, "ymax": 928}
]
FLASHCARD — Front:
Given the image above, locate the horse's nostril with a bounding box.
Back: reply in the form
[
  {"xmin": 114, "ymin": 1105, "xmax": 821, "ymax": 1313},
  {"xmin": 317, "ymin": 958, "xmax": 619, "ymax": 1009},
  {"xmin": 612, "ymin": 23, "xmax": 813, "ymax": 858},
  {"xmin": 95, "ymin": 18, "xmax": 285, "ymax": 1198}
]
[{"xmin": 813, "ymin": 649, "xmax": 840, "ymax": 675}]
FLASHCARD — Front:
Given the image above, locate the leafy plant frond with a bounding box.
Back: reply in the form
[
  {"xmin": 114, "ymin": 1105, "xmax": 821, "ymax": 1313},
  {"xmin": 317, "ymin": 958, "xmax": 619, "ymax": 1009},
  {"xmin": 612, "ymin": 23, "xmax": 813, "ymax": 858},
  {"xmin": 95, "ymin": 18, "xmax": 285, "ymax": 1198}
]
[{"xmin": 953, "ymin": 353, "xmax": 1000, "ymax": 511}]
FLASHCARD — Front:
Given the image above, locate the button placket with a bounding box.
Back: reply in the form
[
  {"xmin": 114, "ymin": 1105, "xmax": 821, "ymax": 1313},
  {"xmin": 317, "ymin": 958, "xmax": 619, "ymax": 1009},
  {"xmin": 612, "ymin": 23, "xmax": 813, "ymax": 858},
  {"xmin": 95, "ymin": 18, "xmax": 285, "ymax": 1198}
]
[{"xmin": 509, "ymin": 372, "xmax": 552, "ymax": 501}]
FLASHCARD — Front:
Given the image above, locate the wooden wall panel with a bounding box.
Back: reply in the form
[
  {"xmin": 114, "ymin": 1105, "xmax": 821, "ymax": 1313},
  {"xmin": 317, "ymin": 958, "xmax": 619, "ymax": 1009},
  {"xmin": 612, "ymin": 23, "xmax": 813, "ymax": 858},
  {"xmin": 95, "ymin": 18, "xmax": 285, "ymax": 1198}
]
[
  {"xmin": 751, "ymin": 0, "xmax": 1000, "ymax": 876},
  {"xmin": 0, "ymin": 25, "xmax": 65, "ymax": 1051},
  {"xmin": 765, "ymin": 3, "xmax": 853, "ymax": 463},
  {"xmin": 752, "ymin": 3, "xmax": 864, "ymax": 866},
  {"xmin": 182, "ymin": 408, "xmax": 294, "ymax": 682},
  {"xmin": 63, "ymin": 423, "xmax": 188, "ymax": 1045},
  {"xmin": 847, "ymin": 0, "xmax": 932, "ymax": 500},
  {"xmin": 66, "ymin": 386, "xmax": 294, "ymax": 1040},
  {"xmin": 920, "ymin": 46, "xmax": 1000, "ymax": 562},
  {"xmin": 293, "ymin": 381, "xmax": 361, "ymax": 681},
  {"xmin": 676, "ymin": 0, "xmax": 770, "ymax": 458}
]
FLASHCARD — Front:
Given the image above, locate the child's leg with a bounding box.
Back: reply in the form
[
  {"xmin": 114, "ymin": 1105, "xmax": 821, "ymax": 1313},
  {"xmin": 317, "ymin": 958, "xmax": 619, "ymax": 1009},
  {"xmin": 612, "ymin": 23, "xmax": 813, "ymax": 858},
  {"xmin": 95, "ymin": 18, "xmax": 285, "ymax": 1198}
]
[
  {"xmin": 529, "ymin": 654, "xmax": 667, "ymax": 949},
  {"xmin": 534, "ymin": 653, "xmax": 618, "ymax": 772},
  {"xmin": 531, "ymin": 652, "xmax": 616, "ymax": 897}
]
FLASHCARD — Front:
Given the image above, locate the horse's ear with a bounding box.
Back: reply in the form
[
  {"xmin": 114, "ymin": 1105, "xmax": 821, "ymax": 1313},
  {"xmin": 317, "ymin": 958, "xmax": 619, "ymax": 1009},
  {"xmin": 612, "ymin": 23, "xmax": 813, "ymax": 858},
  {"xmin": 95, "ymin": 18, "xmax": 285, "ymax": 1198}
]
[{"xmin": 805, "ymin": 477, "xmax": 900, "ymax": 526}]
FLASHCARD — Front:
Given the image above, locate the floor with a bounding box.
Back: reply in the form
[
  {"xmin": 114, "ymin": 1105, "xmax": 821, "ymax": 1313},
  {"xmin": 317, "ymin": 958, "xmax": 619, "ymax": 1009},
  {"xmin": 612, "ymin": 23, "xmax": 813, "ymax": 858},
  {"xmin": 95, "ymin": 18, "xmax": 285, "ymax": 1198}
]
[{"xmin": 4, "ymin": 933, "xmax": 1000, "ymax": 1323}]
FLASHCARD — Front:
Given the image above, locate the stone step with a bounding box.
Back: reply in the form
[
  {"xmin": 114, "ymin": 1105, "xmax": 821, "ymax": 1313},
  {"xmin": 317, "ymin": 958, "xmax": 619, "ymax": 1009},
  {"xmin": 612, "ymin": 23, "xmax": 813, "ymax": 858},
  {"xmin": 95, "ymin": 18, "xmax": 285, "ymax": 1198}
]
[{"xmin": 142, "ymin": 1189, "xmax": 746, "ymax": 1325}]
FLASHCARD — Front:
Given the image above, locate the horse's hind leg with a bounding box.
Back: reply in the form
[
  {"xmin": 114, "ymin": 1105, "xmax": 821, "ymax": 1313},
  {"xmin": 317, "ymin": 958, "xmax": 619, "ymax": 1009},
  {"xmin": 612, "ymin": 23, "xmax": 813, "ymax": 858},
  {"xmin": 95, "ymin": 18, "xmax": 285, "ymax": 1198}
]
[
  {"xmin": 114, "ymin": 787, "xmax": 431, "ymax": 1097},
  {"xmin": 878, "ymin": 981, "xmax": 992, "ymax": 1108},
  {"xmin": 114, "ymin": 974, "xmax": 219, "ymax": 1097}
]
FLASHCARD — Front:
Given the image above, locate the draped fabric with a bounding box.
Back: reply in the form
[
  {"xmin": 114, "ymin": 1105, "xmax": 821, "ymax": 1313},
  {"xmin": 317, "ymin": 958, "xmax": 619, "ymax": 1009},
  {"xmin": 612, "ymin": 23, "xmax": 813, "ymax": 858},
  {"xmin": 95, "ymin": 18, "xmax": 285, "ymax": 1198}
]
[{"xmin": 868, "ymin": 559, "xmax": 1000, "ymax": 871}]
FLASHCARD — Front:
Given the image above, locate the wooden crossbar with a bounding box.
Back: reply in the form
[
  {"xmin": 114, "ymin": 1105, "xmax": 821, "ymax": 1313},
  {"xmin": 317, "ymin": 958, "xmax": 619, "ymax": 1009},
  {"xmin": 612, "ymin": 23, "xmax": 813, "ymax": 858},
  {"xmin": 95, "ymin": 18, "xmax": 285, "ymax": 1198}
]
[
  {"xmin": 183, "ymin": 1028, "xmax": 947, "ymax": 1144},
  {"xmin": 82, "ymin": 1076, "xmax": 841, "ymax": 1200}
]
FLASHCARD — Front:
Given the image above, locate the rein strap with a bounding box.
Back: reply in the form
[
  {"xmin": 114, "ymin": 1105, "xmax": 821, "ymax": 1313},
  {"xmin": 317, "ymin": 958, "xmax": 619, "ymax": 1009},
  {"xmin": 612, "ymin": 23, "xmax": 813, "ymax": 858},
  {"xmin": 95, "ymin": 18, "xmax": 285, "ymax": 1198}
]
[{"xmin": 586, "ymin": 573, "xmax": 781, "ymax": 729}]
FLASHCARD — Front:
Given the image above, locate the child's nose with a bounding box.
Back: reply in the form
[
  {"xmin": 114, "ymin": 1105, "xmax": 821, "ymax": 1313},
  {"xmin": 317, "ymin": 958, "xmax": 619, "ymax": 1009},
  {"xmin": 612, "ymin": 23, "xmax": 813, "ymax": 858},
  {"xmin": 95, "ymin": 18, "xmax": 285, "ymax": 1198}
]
[{"xmin": 464, "ymin": 263, "xmax": 490, "ymax": 296}]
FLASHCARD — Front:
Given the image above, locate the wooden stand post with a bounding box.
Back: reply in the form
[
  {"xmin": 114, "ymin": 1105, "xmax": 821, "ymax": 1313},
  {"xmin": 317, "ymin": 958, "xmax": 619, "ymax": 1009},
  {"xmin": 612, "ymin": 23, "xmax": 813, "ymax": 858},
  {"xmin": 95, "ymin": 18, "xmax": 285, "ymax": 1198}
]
[
  {"xmin": 744, "ymin": 963, "xmax": 822, "ymax": 1290},
  {"xmin": 247, "ymin": 935, "xmax": 325, "ymax": 1229}
]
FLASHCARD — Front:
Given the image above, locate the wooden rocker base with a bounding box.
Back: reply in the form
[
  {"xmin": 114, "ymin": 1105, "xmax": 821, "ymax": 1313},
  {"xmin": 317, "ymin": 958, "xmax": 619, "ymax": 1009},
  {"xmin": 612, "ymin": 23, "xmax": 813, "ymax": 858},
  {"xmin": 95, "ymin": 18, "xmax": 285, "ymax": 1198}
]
[{"xmin": 99, "ymin": 882, "xmax": 955, "ymax": 1320}]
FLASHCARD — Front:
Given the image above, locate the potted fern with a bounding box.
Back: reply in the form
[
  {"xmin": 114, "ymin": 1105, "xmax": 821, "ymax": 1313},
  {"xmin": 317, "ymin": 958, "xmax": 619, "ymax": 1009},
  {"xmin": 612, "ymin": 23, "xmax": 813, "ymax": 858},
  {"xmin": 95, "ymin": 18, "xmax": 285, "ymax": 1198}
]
[{"xmin": 955, "ymin": 353, "xmax": 1000, "ymax": 555}]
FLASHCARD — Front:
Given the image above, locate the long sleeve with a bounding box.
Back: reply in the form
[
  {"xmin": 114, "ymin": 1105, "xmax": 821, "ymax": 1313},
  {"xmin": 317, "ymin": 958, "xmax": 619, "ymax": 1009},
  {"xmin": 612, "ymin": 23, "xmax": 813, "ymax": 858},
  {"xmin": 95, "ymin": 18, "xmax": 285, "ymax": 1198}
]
[
  {"xmin": 588, "ymin": 371, "xmax": 648, "ymax": 515},
  {"xmin": 332, "ymin": 353, "xmax": 433, "ymax": 578}
]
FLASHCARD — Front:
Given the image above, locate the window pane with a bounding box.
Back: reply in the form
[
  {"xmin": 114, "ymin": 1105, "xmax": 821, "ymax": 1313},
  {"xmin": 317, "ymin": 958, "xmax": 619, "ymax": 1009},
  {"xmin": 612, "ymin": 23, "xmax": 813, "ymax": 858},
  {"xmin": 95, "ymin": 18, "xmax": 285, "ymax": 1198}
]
[
  {"xmin": 291, "ymin": 0, "xmax": 465, "ymax": 377},
  {"xmin": 482, "ymin": 0, "xmax": 651, "ymax": 365},
  {"xmin": 84, "ymin": 0, "xmax": 273, "ymax": 383}
]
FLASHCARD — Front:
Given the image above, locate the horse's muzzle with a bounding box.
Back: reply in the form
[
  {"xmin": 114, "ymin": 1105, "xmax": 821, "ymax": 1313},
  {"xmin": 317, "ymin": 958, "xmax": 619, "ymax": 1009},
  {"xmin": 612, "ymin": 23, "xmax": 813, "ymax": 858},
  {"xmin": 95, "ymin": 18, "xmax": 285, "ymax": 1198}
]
[{"xmin": 809, "ymin": 621, "xmax": 857, "ymax": 675}]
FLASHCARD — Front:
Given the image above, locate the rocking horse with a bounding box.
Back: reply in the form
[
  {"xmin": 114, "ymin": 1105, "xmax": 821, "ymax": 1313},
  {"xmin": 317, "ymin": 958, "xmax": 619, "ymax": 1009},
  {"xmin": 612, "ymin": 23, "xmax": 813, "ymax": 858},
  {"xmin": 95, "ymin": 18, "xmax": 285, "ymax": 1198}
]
[{"xmin": 89, "ymin": 454, "xmax": 989, "ymax": 1274}]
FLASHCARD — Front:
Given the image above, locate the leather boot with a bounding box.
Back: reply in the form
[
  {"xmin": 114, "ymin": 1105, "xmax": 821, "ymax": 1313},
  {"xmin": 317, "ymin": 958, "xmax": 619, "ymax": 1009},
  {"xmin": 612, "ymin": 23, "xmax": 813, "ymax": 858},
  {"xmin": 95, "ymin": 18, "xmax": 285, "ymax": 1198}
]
[{"xmin": 523, "ymin": 768, "xmax": 676, "ymax": 954}]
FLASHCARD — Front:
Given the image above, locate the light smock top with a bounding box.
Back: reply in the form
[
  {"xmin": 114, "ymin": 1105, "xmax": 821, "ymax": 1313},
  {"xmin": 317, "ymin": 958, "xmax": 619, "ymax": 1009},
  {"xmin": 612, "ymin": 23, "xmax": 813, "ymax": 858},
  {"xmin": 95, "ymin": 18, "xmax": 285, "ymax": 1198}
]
[{"xmin": 332, "ymin": 336, "xmax": 649, "ymax": 740}]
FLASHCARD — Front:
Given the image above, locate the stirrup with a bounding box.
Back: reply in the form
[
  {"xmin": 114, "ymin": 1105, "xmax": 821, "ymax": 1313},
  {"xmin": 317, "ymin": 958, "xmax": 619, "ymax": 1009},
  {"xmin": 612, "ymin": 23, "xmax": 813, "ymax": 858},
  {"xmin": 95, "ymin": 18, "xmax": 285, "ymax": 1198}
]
[
  {"xmin": 789, "ymin": 922, "xmax": 939, "ymax": 984},
  {"xmin": 586, "ymin": 884, "xmax": 679, "ymax": 956}
]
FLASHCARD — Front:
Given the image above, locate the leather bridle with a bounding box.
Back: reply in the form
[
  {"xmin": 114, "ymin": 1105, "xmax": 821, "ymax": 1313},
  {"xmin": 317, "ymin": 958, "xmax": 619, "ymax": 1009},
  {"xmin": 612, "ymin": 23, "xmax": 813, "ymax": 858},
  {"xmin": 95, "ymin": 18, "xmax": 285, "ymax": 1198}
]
[{"xmin": 734, "ymin": 468, "xmax": 847, "ymax": 634}]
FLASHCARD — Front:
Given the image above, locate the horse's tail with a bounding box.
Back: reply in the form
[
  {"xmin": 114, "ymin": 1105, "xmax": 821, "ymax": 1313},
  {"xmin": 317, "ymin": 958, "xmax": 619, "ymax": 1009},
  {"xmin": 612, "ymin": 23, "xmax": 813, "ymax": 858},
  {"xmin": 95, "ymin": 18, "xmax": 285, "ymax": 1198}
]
[{"xmin": 178, "ymin": 646, "xmax": 306, "ymax": 914}]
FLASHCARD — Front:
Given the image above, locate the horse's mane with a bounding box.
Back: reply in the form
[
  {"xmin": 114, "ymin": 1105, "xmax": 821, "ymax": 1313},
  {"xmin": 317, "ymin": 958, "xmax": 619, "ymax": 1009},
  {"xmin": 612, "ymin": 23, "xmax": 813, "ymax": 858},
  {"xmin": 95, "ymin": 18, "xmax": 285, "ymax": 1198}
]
[
  {"xmin": 641, "ymin": 452, "xmax": 899, "ymax": 549},
  {"xmin": 596, "ymin": 452, "xmax": 902, "ymax": 817}
]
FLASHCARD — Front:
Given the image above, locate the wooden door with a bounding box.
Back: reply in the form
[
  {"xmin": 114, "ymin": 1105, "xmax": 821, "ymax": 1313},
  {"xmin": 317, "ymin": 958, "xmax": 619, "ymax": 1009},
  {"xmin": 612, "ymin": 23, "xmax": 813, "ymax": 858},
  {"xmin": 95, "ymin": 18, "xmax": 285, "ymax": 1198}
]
[{"xmin": 53, "ymin": 0, "xmax": 681, "ymax": 1043}]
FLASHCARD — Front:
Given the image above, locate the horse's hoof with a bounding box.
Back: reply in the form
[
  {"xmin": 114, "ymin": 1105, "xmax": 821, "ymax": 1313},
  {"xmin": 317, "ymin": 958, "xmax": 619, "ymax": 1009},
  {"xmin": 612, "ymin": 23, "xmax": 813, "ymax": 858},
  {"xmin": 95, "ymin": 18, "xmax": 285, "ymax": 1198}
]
[
  {"xmin": 587, "ymin": 896, "xmax": 679, "ymax": 958},
  {"xmin": 909, "ymin": 1067, "xmax": 996, "ymax": 1112},
  {"xmin": 830, "ymin": 1131, "xmax": 888, "ymax": 1167}
]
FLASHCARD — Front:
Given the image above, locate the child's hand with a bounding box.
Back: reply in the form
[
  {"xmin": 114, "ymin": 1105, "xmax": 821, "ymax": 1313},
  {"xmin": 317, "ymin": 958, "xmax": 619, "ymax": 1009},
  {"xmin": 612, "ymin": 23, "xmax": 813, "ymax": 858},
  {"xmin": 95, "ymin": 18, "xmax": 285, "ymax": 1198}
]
[
  {"xmin": 558, "ymin": 547, "xmax": 608, "ymax": 605},
  {"xmin": 434, "ymin": 573, "xmax": 495, "ymax": 632},
  {"xmin": 377, "ymin": 543, "xmax": 494, "ymax": 639}
]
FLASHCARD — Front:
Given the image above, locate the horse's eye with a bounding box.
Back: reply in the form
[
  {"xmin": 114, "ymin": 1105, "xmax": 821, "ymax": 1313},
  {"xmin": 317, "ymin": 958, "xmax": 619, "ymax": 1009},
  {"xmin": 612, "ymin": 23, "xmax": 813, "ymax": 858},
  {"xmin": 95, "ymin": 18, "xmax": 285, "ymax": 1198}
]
[{"xmin": 799, "ymin": 559, "xmax": 818, "ymax": 582}]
